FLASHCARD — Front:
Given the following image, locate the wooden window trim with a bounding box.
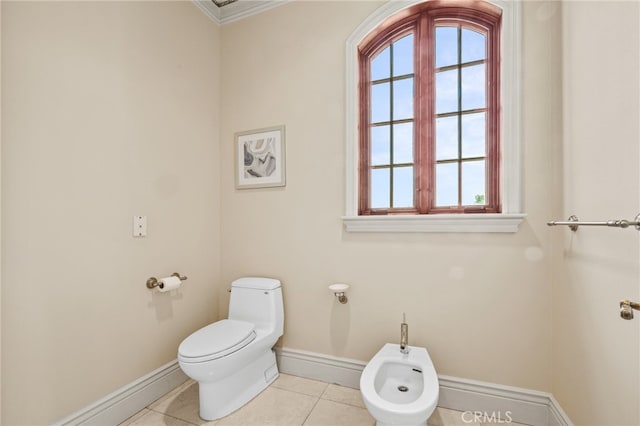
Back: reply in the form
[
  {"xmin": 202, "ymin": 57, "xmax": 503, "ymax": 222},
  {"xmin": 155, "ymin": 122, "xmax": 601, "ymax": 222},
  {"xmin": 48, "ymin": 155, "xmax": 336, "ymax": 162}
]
[{"xmin": 357, "ymin": 1, "xmax": 502, "ymax": 216}]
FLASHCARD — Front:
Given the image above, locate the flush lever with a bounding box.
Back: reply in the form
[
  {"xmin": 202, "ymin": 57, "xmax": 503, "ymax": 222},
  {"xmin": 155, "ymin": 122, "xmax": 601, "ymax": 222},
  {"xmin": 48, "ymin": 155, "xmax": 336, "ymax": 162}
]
[{"xmin": 620, "ymin": 300, "xmax": 640, "ymax": 320}]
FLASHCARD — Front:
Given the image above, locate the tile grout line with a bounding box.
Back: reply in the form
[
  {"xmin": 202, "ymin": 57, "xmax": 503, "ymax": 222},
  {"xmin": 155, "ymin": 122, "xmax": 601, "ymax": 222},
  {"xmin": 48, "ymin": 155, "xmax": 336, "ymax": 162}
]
[
  {"xmin": 269, "ymin": 384, "xmax": 327, "ymax": 425},
  {"xmin": 146, "ymin": 406, "xmax": 203, "ymax": 426},
  {"xmin": 320, "ymin": 396, "xmax": 365, "ymax": 409},
  {"xmin": 300, "ymin": 395, "xmax": 323, "ymax": 426},
  {"xmin": 319, "ymin": 384, "xmax": 368, "ymax": 410}
]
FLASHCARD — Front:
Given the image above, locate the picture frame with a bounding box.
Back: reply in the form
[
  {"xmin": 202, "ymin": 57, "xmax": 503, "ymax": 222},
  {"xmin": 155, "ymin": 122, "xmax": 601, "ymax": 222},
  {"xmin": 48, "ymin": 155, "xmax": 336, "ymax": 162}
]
[{"xmin": 234, "ymin": 125, "xmax": 286, "ymax": 189}]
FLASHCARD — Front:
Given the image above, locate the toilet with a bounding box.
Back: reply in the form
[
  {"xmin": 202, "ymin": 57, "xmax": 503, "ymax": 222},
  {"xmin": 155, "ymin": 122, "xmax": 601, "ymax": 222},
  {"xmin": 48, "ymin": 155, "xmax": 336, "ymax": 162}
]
[
  {"xmin": 360, "ymin": 343, "xmax": 439, "ymax": 426},
  {"xmin": 178, "ymin": 277, "xmax": 284, "ymax": 421}
]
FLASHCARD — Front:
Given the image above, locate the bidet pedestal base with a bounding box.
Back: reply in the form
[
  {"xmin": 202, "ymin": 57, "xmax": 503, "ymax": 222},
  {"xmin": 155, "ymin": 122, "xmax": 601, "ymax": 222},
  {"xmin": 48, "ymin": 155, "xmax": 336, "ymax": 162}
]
[{"xmin": 198, "ymin": 350, "xmax": 278, "ymax": 421}]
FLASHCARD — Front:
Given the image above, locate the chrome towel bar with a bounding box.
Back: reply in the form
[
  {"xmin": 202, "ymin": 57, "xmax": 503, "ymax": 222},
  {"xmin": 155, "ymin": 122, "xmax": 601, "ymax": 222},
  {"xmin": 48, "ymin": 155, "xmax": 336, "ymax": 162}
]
[{"xmin": 547, "ymin": 214, "xmax": 640, "ymax": 232}]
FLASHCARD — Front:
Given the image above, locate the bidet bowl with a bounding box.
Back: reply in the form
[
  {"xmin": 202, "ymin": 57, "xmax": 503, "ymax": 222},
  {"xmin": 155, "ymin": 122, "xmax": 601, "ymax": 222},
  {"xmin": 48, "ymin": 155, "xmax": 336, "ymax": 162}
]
[
  {"xmin": 374, "ymin": 361, "xmax": 424, "ymax": 404},
  {"xmin": 360, "ymin": 343, "xmax": 439, "ymax": 426}
]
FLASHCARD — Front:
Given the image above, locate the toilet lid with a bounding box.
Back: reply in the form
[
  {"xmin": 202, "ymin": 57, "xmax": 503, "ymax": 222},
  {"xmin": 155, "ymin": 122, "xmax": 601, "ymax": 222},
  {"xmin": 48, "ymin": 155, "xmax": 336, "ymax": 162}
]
[{"xmin": 178, "ymin": 319, "xmax": 256, "ymax": 363}]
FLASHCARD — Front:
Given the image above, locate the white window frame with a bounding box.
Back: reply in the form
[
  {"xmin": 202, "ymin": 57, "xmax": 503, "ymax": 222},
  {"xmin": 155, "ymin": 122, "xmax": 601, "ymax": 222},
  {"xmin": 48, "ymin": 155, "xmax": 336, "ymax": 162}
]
[{"xmin": 343, "ymin": 0, "xmax": 525, "ymax": 233}]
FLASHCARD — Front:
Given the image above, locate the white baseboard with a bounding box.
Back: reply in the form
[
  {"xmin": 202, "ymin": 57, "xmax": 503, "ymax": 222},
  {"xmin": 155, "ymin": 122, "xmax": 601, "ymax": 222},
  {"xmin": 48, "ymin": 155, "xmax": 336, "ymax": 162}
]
[
  {"xmin": 54, "ymin": 360, "xmax": 188, "ymax": 426},
  {"xmin": 275, "ymin": 346, "xmax": 366, "ymax": 388},
  {"xmin": 436, "ymin": 375, "xmax": 572, "ymax": 426},
  {"xmin": 547, "ymin": 395, "xmax": 572, "ymax": 426},
  {"xmin": 53, "ymin": 348, "xmax": 572, "ymax": 426},
  {"xmin": 275, "ymin": 347, "xmax": 572, "ymax": 426}
]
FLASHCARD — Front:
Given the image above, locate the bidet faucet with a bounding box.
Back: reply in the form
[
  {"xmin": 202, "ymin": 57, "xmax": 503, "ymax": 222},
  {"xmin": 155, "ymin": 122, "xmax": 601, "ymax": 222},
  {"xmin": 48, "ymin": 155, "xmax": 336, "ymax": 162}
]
[{"xmin": 400, "ymin": 313, "xmax": 409, "ymax": 354}]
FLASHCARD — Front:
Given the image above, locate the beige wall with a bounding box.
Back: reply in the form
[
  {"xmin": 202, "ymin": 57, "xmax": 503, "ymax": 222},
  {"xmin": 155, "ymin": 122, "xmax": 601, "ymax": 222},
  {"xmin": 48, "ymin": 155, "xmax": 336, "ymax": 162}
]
[
  {"xmin": 1, "ymin": 1, "xmax": 221, "ymax": 424},
  {"xmin": 219, "ymin": 0, "xmax": 560, "ymax": 392},
  {"xmin": 553, "ymin": 1, "xmax": 640, "ymax": 425},
  {"xmin": 2, "ymin": 0, "xmax": 639, "ymax": 424},
  {"xmin": 0, "ymin": 1, "xmax": 3, "ymax": 421}
]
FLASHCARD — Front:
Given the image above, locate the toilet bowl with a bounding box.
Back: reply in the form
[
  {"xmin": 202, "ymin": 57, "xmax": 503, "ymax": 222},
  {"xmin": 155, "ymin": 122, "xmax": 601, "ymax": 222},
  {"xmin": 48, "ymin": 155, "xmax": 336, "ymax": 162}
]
[
  {"xmin": 178, "ymin": 277, "xmax": 284, "ymax": 421},
  {"xmin": 360, "ymin": 343, "xmax": 439, "ymax": 426}
]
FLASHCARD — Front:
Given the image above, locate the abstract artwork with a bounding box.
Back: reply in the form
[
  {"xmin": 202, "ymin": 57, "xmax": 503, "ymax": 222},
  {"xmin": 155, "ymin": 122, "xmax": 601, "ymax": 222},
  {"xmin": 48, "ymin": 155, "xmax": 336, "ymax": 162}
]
[{"xmin": 235, "ymin": 126, "xmax": 286, "ymax": 189}]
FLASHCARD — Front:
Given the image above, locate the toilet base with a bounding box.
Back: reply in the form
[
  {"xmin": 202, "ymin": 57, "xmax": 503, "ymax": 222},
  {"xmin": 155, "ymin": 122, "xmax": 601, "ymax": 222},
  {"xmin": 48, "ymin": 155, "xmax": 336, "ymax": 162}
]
[
  {"xmin": 376, "ymin": 421, "xmax": 427, "ymax": 426},
  {"xmin": 198, "ymin": 349, "xmax": 279, "ymax": 421}
]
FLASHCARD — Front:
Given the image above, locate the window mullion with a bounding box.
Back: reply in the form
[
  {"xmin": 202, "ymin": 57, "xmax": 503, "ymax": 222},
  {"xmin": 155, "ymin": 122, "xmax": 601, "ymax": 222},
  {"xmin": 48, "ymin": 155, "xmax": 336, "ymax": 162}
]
[
  {"xmin": 456, "ymin": 25, "xmax": 463, "ymax": 208},
  {"xmin": 389, "ymin": 42, "xmax": 395, "ymax": 209},
  {"xmin": 417, "ymin": 13, "xmax": 431, "ymax": 214}
]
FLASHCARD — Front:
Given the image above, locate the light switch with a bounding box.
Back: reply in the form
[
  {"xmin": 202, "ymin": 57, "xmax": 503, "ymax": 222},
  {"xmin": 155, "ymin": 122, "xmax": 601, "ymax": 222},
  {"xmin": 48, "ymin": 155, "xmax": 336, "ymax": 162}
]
[{"xmin": 133, "ymin": 215, "xmax": 147, "ymax": 237}]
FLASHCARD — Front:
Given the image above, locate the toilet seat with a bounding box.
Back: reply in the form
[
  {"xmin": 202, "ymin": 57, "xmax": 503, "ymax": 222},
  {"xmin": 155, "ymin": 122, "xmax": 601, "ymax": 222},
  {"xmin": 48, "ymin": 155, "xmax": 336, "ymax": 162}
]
[{"xmin": 178, "ymin": 319, "xmax": 256, "ymax": 363}]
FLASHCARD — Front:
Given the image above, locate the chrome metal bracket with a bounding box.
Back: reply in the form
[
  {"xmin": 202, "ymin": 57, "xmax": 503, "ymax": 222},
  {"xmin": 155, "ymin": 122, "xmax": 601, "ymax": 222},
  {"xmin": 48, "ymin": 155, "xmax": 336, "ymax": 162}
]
[{"xmin": 620, "ymin": 300, "xmax": 640, "ymax": 320}]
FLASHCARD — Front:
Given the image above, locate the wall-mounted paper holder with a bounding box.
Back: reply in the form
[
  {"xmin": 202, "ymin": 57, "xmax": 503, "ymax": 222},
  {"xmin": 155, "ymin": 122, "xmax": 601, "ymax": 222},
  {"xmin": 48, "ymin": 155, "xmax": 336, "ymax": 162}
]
[
  {"xmin": 329, "ymin": 283, "xmax": 349, "ymax": 304},
  {"xmin": 146, "ymin": 272, "xmax": 188, "ymax": 289}
]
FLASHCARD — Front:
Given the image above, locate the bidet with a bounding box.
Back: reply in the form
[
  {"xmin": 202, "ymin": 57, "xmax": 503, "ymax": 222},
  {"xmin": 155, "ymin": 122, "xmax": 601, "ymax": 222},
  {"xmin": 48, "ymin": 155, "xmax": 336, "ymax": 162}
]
[{"xmin": 360, "ymin": 343, "xmax": 439, "ymax": 426}]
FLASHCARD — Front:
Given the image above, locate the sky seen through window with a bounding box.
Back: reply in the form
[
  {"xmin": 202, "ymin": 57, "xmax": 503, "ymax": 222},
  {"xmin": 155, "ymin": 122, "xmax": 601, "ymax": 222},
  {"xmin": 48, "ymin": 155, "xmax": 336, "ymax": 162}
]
[{"xmin": 369, "ymin": 26, "xmax": 488, "ymax": 209}]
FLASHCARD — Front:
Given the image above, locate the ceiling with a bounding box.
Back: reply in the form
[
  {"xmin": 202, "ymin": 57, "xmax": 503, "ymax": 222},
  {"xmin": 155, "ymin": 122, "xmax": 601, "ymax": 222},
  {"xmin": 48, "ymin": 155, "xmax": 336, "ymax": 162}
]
[{"xmin": 193, "ymin": 0, "xmax": 288, "ymax": 25}]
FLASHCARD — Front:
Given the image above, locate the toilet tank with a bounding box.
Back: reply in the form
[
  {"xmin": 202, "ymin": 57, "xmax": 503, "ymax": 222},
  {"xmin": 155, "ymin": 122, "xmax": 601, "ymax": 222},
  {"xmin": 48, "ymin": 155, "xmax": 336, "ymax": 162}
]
[{"xmin": 228, "ymin": 277, "xmax": 284, "ymax": 335}]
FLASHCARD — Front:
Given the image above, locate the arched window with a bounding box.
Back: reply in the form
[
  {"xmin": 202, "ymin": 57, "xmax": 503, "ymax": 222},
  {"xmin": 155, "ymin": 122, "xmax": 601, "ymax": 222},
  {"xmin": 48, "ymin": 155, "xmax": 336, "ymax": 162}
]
[
  {"xmin": 359, "ymin": 1, "xmax": 501, "ymax": 215},
  {"xmin": 344, "ymin": 0, "xmax": 524, "ymax": 232}
]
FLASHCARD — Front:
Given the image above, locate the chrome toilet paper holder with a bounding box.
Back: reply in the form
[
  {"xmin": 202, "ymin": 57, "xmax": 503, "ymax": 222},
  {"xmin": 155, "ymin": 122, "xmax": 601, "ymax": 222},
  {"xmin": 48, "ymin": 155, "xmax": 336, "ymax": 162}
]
[{"xmin": 146, "ymin": 272, "xmax": 188, "ymax": 289}]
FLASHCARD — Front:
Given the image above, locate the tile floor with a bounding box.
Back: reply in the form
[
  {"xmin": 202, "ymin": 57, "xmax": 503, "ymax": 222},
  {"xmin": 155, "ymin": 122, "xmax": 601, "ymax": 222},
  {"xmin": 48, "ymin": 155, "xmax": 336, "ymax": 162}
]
[{"xmin": 120, "ymin": 374, "xmax": 528, "ymax": 426}]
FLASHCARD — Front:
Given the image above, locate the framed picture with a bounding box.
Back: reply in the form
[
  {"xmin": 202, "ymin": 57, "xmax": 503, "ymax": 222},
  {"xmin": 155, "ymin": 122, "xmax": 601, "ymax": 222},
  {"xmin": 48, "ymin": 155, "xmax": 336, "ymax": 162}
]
[{"xmin": 235, "ymin": 125, "xmax": 286, "ymax": 189}]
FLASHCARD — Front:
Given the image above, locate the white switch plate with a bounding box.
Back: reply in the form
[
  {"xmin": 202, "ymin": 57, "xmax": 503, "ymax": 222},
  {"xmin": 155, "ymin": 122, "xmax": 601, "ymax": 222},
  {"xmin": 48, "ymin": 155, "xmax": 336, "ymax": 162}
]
[{"xmin": 133, "ymin": 215, "xmax": 147, "ymax": 237}]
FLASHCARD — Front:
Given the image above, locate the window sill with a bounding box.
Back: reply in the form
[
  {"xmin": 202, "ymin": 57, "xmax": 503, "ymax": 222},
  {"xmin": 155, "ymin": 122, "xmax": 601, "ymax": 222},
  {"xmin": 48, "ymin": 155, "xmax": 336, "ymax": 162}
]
[{"xmin": 342, "ymin": 213, "xmax": 527, "ymax": 233}]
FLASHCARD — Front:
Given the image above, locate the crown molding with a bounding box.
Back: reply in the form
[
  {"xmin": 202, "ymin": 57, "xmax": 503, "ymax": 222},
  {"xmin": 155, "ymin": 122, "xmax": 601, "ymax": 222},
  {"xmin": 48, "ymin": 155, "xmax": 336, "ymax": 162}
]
[
  {"xmin": 193, "ymin": 0, "xmax": 222, "ymax": 24},
  {"xmin": 192, "ymin": 0, "xmax": 290, "ymax": 25}
]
